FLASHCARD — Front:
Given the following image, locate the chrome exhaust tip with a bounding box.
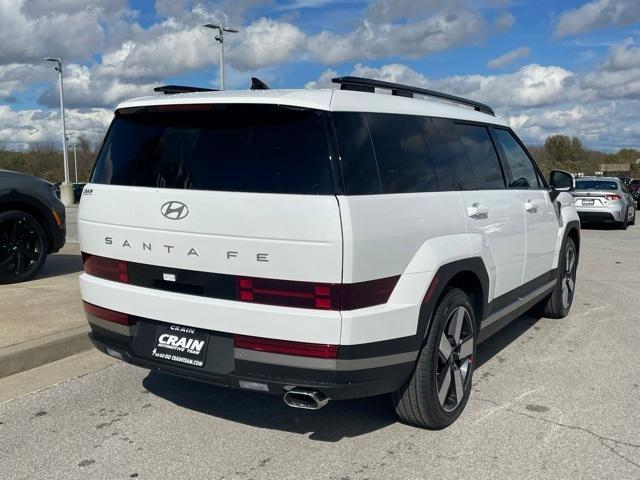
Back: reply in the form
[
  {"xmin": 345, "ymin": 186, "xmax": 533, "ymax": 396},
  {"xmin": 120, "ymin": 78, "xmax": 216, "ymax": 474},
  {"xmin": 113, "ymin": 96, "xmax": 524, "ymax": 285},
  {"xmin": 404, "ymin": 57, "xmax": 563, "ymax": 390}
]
[{"xmin": 283, "ymin": 388, "xmax": 329, "ymax": 410}]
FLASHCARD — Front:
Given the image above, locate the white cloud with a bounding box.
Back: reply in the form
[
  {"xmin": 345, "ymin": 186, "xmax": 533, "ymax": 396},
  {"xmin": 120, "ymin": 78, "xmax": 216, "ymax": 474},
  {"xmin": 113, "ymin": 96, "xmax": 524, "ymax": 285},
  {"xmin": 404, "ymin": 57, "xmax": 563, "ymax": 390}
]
[
  {"xmin": 0, "ymin": 64, "xmax": 49, "ymax": 100},
  {"xmin": 304, "ymin": 68, "xmax": 338, "ymax": 89},
  {"xmin": 555, "ymin": 0, "xmax": 640, "ymax": 38},
  {"xmin": 0, "ymin": 0, "xmax": 128, "ymax": 64},
  {"xmin": 365, "ymin": 0, "xmax": 466, "ymax": 23},
  {"xmin": 307, "ymin": 11, "xmax": 488, "ymax": 64},
  {"xmin": 228, "ymin": 18, "xmax": 306, "ymax": 70},
  {"xmin": 0, "ymin": 105, "xmax": 112, "ymax": 148},
  {"xmin": 493, "ymin": 11, "xmax": 515, "ymax": 31},
  {"xmin": 487, "ymin": 46, "xmax": 531, "ymax": 69},
  {"xmin": 600, "ymin": 38, "xmax": 640, "ymax": 71}
]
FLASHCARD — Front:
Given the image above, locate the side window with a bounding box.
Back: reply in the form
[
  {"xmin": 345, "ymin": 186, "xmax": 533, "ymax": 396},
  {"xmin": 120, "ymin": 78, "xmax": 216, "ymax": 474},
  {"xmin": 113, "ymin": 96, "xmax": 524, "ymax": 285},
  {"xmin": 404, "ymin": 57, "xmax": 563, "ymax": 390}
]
[
  {"xmin": 424, "ymin": 117, "xmax": 478, "ymax": 191},
  {"xmin": 332, "ymin": 113, "xmax": 382, "ymax": 195},
  {"xmin": 456, "ymin": 124, "xmax": 505, "ymax": 189},
  {"xmin": 493, "ymin": 128, "xmax": 541, "ymax": 189},
  {"xmin": 366, "ymin": 113, "xmax": 438, "ymax": 194}
]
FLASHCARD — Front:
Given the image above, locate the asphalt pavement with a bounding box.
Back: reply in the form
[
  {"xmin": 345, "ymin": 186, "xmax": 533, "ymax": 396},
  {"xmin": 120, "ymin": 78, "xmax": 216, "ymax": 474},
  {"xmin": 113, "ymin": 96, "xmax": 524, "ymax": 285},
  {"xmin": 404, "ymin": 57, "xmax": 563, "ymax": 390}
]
[{"xmin": 1, "ymin": 225, "xmax": 639, "ymax": 480}]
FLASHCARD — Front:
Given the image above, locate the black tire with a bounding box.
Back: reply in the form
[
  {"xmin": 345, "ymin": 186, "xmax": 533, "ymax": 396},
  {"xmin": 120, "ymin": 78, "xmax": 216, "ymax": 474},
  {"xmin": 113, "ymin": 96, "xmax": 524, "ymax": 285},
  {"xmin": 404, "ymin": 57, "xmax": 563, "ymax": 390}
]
[
  {"xmin": 392, "ymin": 288, "xmax": 476, "ymax": 429},
  {"xmin": 619, "ymin": 208, "xmax": 629, "ymax": 230},
  {"xmin": 0, "ymin": 210, "xmax": 48, "ymax": 284},
  {"xmin": 536, "ymin": 236, "xmax": 578, "ymax": 319},
  {"xmin": 630, "ymin": 208, "xmax": 636, "ymax": 226}
]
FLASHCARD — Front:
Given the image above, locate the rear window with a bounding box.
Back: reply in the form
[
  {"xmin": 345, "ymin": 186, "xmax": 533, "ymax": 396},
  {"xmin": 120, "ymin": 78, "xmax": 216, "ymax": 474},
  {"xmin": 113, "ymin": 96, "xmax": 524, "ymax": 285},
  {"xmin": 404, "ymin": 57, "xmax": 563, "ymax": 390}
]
[
  {"xmin": 575, "ymin": 180, "xmax": 618, "ymax": 191},
  {"xmin": 92, "ymin": 105, "xmax": 334, "ymax": 195}
]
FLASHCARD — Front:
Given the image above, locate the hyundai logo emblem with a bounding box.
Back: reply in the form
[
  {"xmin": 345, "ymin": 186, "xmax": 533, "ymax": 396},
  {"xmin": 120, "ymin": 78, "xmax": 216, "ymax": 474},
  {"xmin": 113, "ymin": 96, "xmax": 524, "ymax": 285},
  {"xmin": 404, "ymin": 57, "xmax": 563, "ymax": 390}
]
[{"xmin": 160, "ymin": 201, "xmax": 189, "ymax": 220}]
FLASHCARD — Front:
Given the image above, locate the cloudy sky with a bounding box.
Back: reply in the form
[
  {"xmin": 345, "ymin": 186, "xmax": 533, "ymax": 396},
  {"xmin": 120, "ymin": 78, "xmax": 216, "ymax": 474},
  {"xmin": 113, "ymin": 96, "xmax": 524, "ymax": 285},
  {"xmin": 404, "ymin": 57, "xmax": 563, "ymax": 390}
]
[{"xmin": 2, "ymin": 0, "xmax": 640, "ymax": 150}]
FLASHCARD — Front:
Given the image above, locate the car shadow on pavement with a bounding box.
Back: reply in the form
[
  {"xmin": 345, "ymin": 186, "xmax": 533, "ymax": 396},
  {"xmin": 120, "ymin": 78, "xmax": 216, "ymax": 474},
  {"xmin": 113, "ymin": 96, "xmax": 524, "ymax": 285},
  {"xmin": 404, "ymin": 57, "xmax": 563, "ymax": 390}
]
[
  {"xmin": 142, "ymin": 312, "xmax": 543, "ymax": 441},
  {"xmin": 474, "ymin": 313, "xmax": 541, "ymax": 369},
  {"xmin": 142, "ymin": 371, "xmax": 396, "ymax": 442},
  {"xmin": 36, "ymin": 254, "xmax": 83, "ymax": 280}
]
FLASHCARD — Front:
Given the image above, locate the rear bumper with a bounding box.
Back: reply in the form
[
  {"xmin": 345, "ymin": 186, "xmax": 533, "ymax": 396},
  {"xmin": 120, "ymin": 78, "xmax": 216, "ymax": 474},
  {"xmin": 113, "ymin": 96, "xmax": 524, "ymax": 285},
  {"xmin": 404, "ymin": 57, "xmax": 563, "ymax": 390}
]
[
  {"xmin": 87, "ymin": 318, "xmax": 415, "ymax": 401},
  {"xmin": 576, "ymin": 211, "xmax": 618, "ymax": 223}
]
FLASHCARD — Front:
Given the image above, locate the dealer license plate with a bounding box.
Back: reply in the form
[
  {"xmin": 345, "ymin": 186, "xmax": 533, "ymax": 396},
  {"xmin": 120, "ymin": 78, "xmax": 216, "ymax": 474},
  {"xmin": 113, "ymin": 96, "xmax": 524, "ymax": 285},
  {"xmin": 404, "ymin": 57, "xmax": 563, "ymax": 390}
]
[{"xmin": 151, "ymin": 324, "xmax": 209, "ymax": 368}]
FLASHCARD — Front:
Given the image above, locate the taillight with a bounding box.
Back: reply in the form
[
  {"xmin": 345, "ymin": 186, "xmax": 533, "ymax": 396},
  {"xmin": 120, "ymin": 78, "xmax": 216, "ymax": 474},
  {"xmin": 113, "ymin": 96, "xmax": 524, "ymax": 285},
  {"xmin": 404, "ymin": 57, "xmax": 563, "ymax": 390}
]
[
  {"xmin": 82, "ymin": 253, "xmax": 128, "ymax": 283},
  {"xmin": 236, "ymin": 276, "xmax": 399, "ymax": 310},
  {"xmin": 83, "ymin": 301, "xmax": 133, "ymax": 326},
  {"xmin": 605, "ymin": 194, "xmax": 621, "ymax": 201},
  {"xmin": 235, "ymin": 335, "xmax": 338, "ymax": 359},
  {"xmin": 236, "ymin": 277, "xmax": 340, "ymax": 310}
]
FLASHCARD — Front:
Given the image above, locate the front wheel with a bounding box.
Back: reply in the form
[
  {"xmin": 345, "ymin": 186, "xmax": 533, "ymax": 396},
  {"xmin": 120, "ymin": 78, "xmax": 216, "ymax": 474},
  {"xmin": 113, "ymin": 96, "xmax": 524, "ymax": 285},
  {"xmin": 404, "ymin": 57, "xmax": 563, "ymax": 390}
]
[
  {"xmin": 392, "ymin": 288, "xmax": 476, "ymax": 429},
  {"xmin": 536, "ymin": 236, "xmax": 578, "ymax": 319}
]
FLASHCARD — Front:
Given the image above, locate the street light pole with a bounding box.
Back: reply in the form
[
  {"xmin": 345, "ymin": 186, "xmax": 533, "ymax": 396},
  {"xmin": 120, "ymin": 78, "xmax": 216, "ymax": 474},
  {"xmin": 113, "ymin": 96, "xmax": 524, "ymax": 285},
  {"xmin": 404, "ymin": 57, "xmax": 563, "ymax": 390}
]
[
  {"xmin": 44, "ymin": 57, "xmax": 73, "ymax": 206},
  {"xmin": 68, "ymin": 143, "xmax": 78, "ymax": 183},
  {"xmin": 203, "ymin": 24, "xmax": 239, "ymax": 91}
]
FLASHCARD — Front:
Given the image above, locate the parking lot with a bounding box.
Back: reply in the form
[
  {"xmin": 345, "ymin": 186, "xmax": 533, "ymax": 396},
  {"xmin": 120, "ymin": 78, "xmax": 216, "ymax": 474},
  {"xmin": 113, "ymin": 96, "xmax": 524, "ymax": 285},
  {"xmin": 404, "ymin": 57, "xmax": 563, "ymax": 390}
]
[{"xmin": 0, "ymin": 225, "xmax": 639, "ymax": 480}]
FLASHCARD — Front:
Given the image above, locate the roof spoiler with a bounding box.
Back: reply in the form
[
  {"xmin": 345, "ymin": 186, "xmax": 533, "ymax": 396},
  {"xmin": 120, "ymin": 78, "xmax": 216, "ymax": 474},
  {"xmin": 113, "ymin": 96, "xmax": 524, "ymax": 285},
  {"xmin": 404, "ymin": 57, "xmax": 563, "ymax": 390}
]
[{"xmin": 154, "ymin": 77, "xmax": 270, "ymax": 95}]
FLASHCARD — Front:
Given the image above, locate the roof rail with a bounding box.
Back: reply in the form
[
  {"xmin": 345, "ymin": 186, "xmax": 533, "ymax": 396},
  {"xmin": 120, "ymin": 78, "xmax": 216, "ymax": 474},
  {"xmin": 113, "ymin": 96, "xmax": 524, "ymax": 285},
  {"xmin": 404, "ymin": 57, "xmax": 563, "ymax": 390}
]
[
  {"xmin": 331, "ymin": 76, "xmax": 495, "ymax": 116},
  {"xmin": 154, "ymin": 85, "xmax": 217, "ymax": 95}
]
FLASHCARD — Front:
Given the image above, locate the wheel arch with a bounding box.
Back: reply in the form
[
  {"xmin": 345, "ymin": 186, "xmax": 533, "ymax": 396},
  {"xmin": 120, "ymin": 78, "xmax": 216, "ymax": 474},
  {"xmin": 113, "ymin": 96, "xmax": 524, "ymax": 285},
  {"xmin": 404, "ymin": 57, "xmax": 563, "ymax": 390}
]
[
  {"xmin": 418, "ymin": 257, "xmax": 489, "ymax": 345},
  {"xmin": 0, "ymin": 192, "xmax": 56, "ymax": 253}
]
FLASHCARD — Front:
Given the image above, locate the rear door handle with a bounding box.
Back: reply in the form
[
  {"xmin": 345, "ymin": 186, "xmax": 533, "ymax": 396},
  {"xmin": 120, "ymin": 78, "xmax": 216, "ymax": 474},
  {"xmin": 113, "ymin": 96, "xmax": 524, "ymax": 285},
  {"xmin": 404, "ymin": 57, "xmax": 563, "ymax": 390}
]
[
  {"xmin": 467, "ymin": 203, "xmax": 489, "ymax": 219},
  {"xmin": 525, "ymin": 199, "xmax": 538, "ymax": 213}
]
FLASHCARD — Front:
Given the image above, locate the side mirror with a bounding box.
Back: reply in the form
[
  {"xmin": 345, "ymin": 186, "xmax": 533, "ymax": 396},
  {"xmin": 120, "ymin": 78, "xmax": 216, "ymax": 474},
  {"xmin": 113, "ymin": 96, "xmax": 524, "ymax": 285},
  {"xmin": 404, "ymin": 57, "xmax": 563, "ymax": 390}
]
[{"xmin": 549, "ymin": 170, "xmax": 575, "ymax": 192}]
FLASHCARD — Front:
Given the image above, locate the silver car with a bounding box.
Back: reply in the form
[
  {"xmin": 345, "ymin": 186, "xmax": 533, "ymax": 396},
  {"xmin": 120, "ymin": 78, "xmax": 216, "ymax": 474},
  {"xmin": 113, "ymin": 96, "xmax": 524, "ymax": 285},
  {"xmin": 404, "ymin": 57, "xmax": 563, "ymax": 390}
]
[{"xmin": 573, "ymin": 176, "xmax": 636, "ymax": 229}]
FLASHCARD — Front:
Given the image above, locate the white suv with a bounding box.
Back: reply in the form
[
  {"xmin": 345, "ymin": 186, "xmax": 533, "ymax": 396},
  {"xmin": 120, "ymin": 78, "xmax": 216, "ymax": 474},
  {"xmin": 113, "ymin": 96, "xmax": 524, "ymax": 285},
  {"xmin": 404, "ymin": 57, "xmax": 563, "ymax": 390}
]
[{"xmin": 79, "ymin": 77, "xmax": 580, "ymax": 428}]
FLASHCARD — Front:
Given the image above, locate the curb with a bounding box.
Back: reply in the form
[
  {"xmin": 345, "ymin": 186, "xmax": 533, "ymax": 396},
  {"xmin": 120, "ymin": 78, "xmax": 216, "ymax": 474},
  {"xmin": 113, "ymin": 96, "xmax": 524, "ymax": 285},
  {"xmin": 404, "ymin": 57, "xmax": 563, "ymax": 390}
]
[{"xmin": 0, "ymin": 326, "xmax": 92, "ymax": 379}]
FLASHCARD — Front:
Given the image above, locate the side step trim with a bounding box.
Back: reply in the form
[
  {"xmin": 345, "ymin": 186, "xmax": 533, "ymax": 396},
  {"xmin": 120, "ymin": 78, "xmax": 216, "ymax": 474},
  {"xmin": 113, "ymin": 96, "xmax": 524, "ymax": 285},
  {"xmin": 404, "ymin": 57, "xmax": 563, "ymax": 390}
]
[{"xmin": 481, "ymin": 280, "xmax": 556, "ymax": 329}]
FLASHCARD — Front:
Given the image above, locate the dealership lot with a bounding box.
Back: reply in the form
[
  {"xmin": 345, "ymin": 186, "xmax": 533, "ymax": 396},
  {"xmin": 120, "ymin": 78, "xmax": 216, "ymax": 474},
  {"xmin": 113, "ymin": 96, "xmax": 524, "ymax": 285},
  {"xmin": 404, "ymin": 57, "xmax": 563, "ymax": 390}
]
[{"xmin": 1, "ymin": 226, "xmax": 639, "ymax": 480}]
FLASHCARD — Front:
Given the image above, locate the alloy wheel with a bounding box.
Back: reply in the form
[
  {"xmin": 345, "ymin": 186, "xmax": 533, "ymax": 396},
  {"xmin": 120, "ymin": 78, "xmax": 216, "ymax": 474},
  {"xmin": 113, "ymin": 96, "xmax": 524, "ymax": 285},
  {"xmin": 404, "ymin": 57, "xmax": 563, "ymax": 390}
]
[
  {"xmin": 436, "ymin": 306, "xmax": 474, "ymax": 412},
  {"xmin": 561, "ymin": 242, "xmax": 577, "ymax": 309},
  {"xmin": 0, "ymin": 215, "xmax": 44, "ymax": 280}
]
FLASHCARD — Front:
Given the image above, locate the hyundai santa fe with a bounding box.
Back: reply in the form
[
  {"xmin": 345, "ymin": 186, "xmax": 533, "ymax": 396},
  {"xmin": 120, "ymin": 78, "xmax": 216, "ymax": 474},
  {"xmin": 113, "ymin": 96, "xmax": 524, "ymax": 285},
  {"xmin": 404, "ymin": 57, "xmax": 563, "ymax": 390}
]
[{"xmin": 79, "ymin": 77, "xmax": 580, "ymax": 428}]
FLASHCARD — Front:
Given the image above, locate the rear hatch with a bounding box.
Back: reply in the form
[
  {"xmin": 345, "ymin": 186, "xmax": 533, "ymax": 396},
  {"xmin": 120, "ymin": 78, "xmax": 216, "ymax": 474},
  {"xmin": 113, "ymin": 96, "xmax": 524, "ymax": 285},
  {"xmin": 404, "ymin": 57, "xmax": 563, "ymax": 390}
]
[{"xmin": 78, "ymin": 103, "xmax": 343, "ymax": 337}]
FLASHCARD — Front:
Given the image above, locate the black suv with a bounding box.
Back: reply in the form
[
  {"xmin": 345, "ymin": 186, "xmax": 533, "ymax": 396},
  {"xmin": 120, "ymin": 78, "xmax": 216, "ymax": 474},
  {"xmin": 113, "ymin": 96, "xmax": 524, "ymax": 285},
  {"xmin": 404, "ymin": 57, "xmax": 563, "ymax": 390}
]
[{"xmin": 0, "ymin": 170, "xmax": 66, "ymax": 283}]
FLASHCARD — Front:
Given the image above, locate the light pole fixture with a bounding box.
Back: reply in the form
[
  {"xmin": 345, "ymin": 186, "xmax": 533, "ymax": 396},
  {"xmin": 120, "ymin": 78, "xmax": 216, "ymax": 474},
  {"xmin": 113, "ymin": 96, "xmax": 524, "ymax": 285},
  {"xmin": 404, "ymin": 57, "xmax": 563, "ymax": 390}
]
[
  {"xmin": 202, "ymin": 24, "xmax": 239, "ymax": 91},
  {"xmin": 68, "ymin": 143, "xmax": 78, "ymax": 183},
  {"xmin": 44, "ymin": 57, "xmax": 74, "ymax": 206}
]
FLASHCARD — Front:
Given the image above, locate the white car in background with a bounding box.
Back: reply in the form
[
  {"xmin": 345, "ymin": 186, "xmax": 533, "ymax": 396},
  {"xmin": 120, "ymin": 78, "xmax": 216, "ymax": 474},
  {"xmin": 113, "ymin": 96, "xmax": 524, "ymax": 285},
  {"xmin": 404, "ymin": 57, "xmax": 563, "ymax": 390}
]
[{"xmin": 573, "ymin": 176, "xmax": 636, "ymax": 229}]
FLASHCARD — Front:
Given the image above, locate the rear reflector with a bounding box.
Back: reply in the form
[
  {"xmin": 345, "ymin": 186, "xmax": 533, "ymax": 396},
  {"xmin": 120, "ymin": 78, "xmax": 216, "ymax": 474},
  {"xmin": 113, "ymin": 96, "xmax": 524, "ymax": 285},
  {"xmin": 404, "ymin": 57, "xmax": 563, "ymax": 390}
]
[
  {"xmin": 235, "ymin": 335, "xmax": 338, "ymax": 359},
  {"xmin": 83, "ymin": 301, "xmax": 133, "ymax": 326},
  {"xmin": 82, "ymin": 253, "xmax": 128, "ymax": 283},
  {"xmin": 236, "ymin": 275, "xmax": 399, "ymax": 310}
]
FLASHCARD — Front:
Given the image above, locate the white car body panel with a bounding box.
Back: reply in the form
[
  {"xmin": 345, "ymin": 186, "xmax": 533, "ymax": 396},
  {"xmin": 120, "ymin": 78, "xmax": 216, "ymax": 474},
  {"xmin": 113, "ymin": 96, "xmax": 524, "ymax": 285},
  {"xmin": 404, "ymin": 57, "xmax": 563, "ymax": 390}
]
[{"xmin": 79, "ymin": 185, "xmax": 343, "ymax": 282}]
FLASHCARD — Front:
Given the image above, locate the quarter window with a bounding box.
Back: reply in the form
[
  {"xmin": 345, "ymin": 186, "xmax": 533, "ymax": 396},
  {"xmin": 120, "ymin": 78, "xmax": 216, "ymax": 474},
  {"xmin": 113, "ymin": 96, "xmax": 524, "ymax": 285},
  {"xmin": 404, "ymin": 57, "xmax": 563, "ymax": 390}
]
[
  {"xmin": 332, "ymin": 113, "xmax": 382, "ymax": 195},
  {"xmin": 366, "ymin": 113, "xmax": 439, "ymax": 194}
]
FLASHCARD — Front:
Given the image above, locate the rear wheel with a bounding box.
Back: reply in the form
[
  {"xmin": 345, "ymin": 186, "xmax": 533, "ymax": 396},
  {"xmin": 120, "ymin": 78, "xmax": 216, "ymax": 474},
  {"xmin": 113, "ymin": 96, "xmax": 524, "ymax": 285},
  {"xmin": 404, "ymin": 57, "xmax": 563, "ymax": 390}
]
[
  {"xmin": 630, "ymin": 207, "xmax": 636, "ymax": 226},
  {"xmin": 0, "ymin": 210, "xmax": 48, "ymax": 284},
  {"xmin": 536, "ymin": 236, "xmax": 578, "ymax": 319},
  {"xmin": 619, "ymin": 208, "xmax": 629, "ymax": 230},
  {"xmin": 392, "ymin": 288, "xmax": 476, "ymax": 429}
]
